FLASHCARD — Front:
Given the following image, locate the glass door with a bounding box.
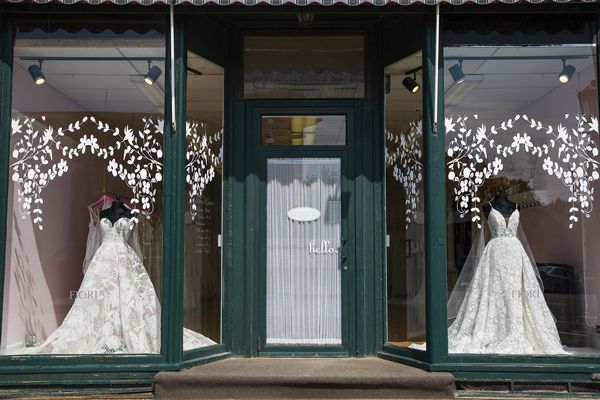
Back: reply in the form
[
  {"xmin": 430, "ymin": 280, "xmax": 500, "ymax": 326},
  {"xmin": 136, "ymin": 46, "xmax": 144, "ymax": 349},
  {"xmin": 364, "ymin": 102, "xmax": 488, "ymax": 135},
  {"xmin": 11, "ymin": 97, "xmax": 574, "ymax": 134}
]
[
  {"xmin": 252, "ymin": 108, "xmax": 355, "ymax": 356},
  {"xmin": 266, "ymin": 158, "xmax": 343, "ymax": 346}
]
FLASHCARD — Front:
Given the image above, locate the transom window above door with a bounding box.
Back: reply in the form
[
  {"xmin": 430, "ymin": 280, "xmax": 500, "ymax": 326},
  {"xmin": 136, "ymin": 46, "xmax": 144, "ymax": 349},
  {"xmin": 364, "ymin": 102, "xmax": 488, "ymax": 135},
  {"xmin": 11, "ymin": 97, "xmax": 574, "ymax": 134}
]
[
  {"xmin": 244, "ymin": 35, "xmax": 365, "ymax": 99},
  {"xmin": 261, "ymin": 115, "xmax": 347, "ymax": 146}
]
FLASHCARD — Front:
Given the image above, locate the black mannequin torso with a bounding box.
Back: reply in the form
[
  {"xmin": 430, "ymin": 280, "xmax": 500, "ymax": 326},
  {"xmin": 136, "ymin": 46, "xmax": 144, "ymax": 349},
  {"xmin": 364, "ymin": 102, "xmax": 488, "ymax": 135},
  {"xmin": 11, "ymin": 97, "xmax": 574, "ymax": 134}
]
[
  {"xmin": 99, "ymin": 199, "xmax": 133, "ymax": 224},
  {"xmin": 483, "ymin": 192, "xmax": 517, "ymax": 218}
]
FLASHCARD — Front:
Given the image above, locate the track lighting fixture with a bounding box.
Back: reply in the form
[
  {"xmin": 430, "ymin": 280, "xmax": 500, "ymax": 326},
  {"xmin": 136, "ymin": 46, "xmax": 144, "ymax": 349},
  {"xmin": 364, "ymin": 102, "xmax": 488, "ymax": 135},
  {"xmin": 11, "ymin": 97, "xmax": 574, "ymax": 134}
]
[
  {"xmin": 144, "ymin": 60, "xmax": 162, "ymax": 85},
  {"xmin": 558, "ymin": 58, "xmax": 576, "ymax": 84},
  {"xmin": 448, "ymin": 60, "xmax": 465, "ymax": 84},
  {"xmin": 28, "ymin": 60, "xmax": 45, "ymax": 85},
  {"xmin": 402, "ymin": 73, "xmax": 420, "ymax": 94}
]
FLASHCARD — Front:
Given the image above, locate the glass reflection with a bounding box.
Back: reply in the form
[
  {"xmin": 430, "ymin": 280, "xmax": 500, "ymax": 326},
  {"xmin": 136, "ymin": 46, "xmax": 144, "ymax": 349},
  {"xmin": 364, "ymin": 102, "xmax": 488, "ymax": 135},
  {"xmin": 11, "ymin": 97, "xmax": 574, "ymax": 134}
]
[
  {"xmin": 262, "ymin": 116, "xmax": 346, "ymax": 146},
  {"xmin": 384, "ymin": 51, "xmax": 426, "ymax": 349},
  {"xmin": 244, "ymin": 36, "xmax": 365, "ymax": 99},
  {"xmin": 3, "ymin": 17, "xmax": 166, "ymax": 355},
  {"xmin": 444, "ymin": 37, "xmax": 599, "ymax": 355}
]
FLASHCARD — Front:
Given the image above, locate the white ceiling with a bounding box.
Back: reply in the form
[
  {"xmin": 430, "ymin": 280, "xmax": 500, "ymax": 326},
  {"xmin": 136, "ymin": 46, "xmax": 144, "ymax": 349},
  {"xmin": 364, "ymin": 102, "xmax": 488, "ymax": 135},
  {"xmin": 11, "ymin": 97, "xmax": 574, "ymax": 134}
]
[
  {"xmin": 385, "ymin": 51, "xmax": 423, "ymax": 133},
  {"xmin": 11, "ymin": 42, "xmax": 225, "ymax": 133},
  {"xmin": 444, "ymin": 45, "xmax": 595, "ymax": 120},
  {"xmin": 186, "ymin": 52, "xmax": 224, "ymax": 133},
  {"xmin": 384, "ymin": 45, "xmax": 595, "ymax": 134},
  {"xmin": 13, "ymin": 42, "xmax": 166, "ymax": 114},
  {"xmin": 13, "ymin": 39, "xmax": 591, "ymax": 138}
]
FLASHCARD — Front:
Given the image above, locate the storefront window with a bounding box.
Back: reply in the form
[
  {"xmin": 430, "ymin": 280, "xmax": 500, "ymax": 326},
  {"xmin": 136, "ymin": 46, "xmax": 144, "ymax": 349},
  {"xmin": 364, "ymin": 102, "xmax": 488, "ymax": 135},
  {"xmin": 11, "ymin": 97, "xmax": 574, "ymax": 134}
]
[
  {"xmin": 385, "ymin": 52, "xmax": 426, "ymax": 349},
  {"xmin": 244, "ymin": 36, "xmax": 365, "ymax": 99},
  {"xmin": 182, "ymin": 52, "xmax": 223, "ymax": 350},
  {"xmin": 1, "ymin": 16, "xmax": 170, "ymax": 355},
  {"xmin": 261, "ymin": 115, "xmax": 346, "ymax": 146},
  {"xmin": 444, "ymin": 17, "xmax": 599, "ymax": 356}
]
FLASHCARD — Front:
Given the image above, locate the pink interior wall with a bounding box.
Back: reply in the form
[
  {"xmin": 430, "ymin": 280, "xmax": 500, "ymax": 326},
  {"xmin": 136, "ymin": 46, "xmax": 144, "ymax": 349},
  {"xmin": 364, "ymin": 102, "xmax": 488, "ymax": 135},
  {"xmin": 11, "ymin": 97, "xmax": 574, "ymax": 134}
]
[
  {"xmin": 1, "ymin": 180, "xmax": 57, "ymax": 348},
  {"xmin": 520, "ymin": 63, "xmax": 599, "ymax": 329},
  {"xmin": 520, "ymin": 203, "xmax": 583, "ymax": 268},
  {"xmin": 582, "ymin": 180, "xmax": 600, "ymax": 328},
  {"xmin": 2, "ymin": 65, "xmax": 96, "ymax": 349}
]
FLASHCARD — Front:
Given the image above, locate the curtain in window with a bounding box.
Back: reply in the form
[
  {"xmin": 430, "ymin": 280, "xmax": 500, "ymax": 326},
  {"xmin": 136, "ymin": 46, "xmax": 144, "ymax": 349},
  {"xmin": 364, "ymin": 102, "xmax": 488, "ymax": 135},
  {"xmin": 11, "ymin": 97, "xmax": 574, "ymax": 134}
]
[{"xmin": 266, "ymin": 158, "xmax": 342, "ymax": 345}]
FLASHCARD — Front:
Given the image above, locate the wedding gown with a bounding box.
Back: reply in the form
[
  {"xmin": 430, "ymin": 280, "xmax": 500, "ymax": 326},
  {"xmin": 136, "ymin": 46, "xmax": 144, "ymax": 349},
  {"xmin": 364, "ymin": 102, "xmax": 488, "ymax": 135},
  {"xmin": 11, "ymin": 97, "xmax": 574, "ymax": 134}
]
[
  {"xmin": 20, "ymin": 217, "xmax": 215, "ymax": 354},
  {"xmin": 448, "ymin": 206, "xmax": 567, "ymax": 354}
]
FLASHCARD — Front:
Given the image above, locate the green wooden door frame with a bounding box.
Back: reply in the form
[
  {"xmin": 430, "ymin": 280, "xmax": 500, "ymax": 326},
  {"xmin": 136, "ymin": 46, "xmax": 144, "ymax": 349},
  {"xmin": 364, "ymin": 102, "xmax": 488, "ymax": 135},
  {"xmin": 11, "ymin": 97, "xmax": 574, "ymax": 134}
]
[
  {"xmin": 248, "ymin": 104, "xmax": 357, "ymax": 357},
  {"xmin": 222, "ymin": 26, "xmax": 384, "ymax": 358}
]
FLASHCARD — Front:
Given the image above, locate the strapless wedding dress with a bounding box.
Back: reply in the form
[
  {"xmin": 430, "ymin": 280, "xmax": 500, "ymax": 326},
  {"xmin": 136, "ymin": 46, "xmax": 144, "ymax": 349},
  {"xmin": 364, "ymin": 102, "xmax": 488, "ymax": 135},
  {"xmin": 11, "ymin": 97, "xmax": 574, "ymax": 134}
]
[
  {"xmin": 20, "ymin": 218, "xmax": 214, "ymax": 354},
  {"xmin": 448, "ymin": 206, "xmax": 567, "ymax": 354}
]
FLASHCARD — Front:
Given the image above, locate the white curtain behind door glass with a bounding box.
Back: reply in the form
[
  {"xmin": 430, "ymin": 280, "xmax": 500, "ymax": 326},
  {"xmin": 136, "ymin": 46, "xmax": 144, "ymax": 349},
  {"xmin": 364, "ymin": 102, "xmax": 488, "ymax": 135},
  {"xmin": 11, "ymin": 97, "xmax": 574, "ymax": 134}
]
[{"xmin": 267, "ymin": 158, "xmax": 342, "ymax": 345}]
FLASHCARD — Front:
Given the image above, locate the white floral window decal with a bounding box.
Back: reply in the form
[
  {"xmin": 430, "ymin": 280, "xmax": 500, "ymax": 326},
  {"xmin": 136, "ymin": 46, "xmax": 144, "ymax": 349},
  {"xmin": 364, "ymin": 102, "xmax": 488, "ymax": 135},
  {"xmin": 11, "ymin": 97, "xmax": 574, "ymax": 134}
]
[
  {"xmin": 10, "ymin": 115, "xmax": 222, "ymax": 230},
  {"xmin": 385, "ymin": 120, "xmax": 423, "ymax": 229},
  {"xmin": 186, "ymin": 120, "xmax": 222, "ymax": 220},
  {"xmin": 386, "ymin": 114, "xmax": 599, "ymax": 229}
]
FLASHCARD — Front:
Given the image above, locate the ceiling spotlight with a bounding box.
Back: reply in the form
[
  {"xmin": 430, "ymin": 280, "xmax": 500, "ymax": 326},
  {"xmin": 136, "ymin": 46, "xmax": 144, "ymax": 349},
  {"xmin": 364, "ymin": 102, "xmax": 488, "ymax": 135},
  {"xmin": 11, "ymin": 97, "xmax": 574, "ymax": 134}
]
[
  {"xmin": 558, "ymin": 59, "xmax": 576, "ymax": 84},
  {"xmin": 402, "ymin": 73, "xmax": 420, "ymax": 94},
  {"xmin": 448, "ymin": 60, "xmax": 465, "ymax": 84},
  {"xmin": 144, "ymin": 61, "xmax": 162, "ymax": 85},
  {"xmin": 28, "ymin": 60, "xmax": 45, "ymax": 85}
]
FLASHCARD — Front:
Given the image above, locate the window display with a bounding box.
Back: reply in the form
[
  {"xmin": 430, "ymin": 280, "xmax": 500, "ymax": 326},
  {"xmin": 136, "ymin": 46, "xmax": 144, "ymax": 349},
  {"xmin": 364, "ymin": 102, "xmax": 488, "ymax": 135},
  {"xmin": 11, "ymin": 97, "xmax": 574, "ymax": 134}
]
[
  {"xmin": 385, "ymin": 51, "xmax": 426, "ymax": 349},
  {"xmin": 447, "ymin": 192, "xmax": 567, "ymax": 354},
  {"xmin": 444, "ymin": 16, "xmax": 600, "ymax": 355},
  {"xmin": 182, "ymin": 52, "xmax": 223, "ymax": 349},
  {"xmin": 1, "ymin": 16, "xmax": 214, "ymax": 355}
]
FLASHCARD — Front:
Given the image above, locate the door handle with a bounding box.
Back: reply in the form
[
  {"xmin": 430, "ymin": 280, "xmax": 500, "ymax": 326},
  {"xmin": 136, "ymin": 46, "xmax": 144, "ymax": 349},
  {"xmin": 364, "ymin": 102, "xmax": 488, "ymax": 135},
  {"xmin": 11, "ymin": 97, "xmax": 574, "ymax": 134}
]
[{"xmin": 340, "ymin": 238, "xmax": 348, "ymax": 271}]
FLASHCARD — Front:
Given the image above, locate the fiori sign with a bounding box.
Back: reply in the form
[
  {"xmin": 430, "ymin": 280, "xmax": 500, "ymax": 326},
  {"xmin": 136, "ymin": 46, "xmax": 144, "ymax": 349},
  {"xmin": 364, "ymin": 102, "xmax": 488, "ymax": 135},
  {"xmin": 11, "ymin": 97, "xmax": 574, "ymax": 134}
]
[{"xmin": 309, "ymin": 240, "xmax": 338, "ymax": 254}]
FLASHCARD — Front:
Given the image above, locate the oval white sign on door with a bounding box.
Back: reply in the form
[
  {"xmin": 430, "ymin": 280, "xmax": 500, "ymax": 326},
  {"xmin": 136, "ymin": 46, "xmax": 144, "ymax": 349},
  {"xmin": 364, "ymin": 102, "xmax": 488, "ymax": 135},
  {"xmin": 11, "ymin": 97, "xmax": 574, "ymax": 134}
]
[{"xmin": 287, "ymin": 207, "xmax": 321, "ymax": 222}]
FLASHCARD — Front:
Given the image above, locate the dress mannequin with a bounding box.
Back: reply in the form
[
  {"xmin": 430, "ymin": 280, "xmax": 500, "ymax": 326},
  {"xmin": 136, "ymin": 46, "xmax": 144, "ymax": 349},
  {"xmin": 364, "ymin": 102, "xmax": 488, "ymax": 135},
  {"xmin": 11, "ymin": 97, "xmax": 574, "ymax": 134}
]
[
  {"xmin": 483, "ymin": 190, "xmax": 517, "ymax": 219},
  {"xmin": 445, "ymin": 187, "xmax": 567, "ymax": 355},
  {"xmin": 99, "ymin": 196, "xmax": 133, "ymax": 224}
]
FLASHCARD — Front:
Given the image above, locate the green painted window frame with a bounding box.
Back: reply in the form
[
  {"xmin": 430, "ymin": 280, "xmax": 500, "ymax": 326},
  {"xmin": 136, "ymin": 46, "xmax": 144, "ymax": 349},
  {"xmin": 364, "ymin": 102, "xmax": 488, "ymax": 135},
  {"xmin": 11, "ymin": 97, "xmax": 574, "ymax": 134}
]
[
  {"xmin": 0, "ymin": 11, "xmax": 229, "ymax": 387},
  {"xmin": 0, "ymin": 4, "xmax": 599, "ymax": 390},
  {"xmin": 381, "ymin": 9, "xmax": 600, "ymax": 384}
]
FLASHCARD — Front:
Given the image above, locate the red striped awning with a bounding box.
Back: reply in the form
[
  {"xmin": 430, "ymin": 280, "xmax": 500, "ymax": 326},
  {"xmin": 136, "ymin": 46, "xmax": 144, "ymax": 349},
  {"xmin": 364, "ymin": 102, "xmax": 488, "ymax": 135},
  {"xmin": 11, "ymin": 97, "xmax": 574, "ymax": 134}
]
[{"xmin": 3, "ymin": 0, "xmax": 598, "ymax": 5}]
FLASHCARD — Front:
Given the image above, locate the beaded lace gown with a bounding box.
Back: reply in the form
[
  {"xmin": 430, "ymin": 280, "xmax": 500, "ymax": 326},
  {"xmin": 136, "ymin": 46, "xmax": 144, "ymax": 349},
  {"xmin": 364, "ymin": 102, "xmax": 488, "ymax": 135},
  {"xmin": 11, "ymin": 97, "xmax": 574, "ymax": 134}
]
[
  {"xmin": 447, "ymin": 206, "xmax": 567, "ymax": 355},
  {"xmin": 21, "ymin": 217, "xmax": 214, "ymax": 354}
]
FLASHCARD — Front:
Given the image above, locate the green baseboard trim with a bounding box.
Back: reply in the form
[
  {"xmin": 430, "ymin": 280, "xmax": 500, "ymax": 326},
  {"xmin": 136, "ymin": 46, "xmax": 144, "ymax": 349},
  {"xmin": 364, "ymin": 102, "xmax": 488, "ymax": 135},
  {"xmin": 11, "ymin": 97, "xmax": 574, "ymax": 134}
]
[
  {"xmin": 181, "ymin": 349, "xmax": 230, "ymax": 369},
  {"xmin": 0, "ymin": 361, "xmax": 177, "ymax": 375},
  {"xmin": 0, "ymin": 371, "xmax": 157, "ymax": 398},
  {"xmin": 452, "ymin": 371, "xmax": 600, "ymax": 384},
  {"xmin": 456, "ymin": 390, "xmax": 600, "ymax": 399},
  {"xmin": 0, "ymin": 386, "xmax": 152, "ymax": 399},
  {"xmin": 377, "ymin": 351, "xmax": 600, "ymax": 384},
  {"xmin": 0, "ymin": 371, "xmax": 155, "ymax": 386},
  {"xmin": 256, "ymin": 351, "xmax": 350, "ymax": 357},
  {"xmin": 377, "ymin": 349, "xmax": 432, "ymax": 371},
  {"xmin": 428, "ymin": 362, "xmax": 600, "ymax": 375}
]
